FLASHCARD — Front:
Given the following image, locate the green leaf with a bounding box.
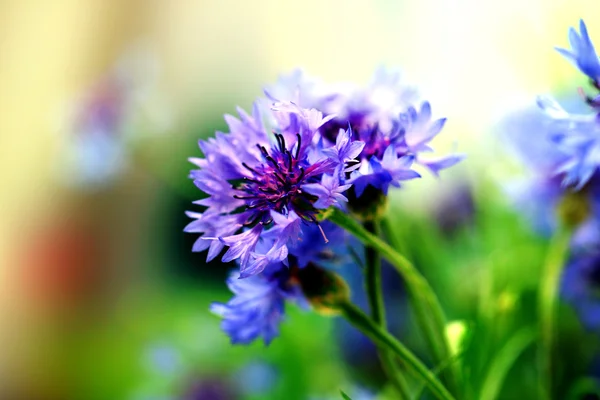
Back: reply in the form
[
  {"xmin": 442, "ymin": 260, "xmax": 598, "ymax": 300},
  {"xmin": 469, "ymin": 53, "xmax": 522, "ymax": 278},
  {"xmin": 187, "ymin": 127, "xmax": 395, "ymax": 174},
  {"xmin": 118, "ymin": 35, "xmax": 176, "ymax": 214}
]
[
  {"xmin": 479, "ymin": 328, "xmax": 537, "ymax": 400},
  {"xmin": 340, "ymin": 390, "xmax": 353, "ymax": 400},
  {"xmin": 566, "ymin": 376, "xmax": 600, "ymax": 400}
]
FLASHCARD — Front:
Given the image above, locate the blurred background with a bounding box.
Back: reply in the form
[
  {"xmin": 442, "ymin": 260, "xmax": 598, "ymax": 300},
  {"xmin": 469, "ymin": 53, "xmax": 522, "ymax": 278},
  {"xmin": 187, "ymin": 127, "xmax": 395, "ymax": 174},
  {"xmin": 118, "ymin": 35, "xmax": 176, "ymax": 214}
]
[{"xmin": 1, "ymin": 1, "xmax": 599, "ymax": 399}]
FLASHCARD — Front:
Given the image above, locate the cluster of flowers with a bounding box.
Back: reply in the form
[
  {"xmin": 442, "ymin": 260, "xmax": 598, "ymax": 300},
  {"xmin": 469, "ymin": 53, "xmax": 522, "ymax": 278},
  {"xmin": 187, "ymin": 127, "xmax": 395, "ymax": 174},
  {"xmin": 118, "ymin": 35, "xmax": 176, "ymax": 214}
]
[
  {"xmin": 185, "ymin": 69, "xmax": 462, "ymax": 344},
  {"xmin": 506, "ymin": 20, "xmax": 600, "ymax": 330}
]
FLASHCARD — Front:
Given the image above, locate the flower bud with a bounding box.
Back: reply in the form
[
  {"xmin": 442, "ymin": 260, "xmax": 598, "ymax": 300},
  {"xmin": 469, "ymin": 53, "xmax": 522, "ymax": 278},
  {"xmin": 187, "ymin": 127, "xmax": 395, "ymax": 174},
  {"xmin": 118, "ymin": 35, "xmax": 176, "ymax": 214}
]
[
  {"xmin": 346, "ymin": 186, "xmax": 388, "ymax": 222},
  {"xmin": 557, "ymin": 189, "xmax": 590, "ymax": 229},
  {"xmin": 294, "ymin": 263, "xmax": 351, "ymax": 315}
]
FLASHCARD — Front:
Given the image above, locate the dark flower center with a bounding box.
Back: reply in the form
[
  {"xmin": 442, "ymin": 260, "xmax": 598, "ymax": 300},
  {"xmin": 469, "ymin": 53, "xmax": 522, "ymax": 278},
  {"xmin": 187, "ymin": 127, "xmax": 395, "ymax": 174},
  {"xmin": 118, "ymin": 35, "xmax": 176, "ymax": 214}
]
[
  {"xmin": 232, "ymin": 133, "xmax": 319, "ymax": 225},
  {"xmin": 321, "ymin": 114, "xmax": 398, "ymax": 162}
]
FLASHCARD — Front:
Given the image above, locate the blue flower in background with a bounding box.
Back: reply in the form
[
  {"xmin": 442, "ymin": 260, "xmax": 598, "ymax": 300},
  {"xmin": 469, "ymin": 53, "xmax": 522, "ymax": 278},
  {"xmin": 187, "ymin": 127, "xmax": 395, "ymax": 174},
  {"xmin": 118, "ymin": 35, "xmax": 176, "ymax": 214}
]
[
  {"xmin": 210, "ymin": 269, "xmax": 305, "ymax": 345},
  {"xmin": 556, "ymin": 20, "xmax": 600, "ymax": 83},
  {"xmin": 236, "ymin": 362, "xmax": 278, "ymax": 396},
  {"xmin": 532, "ymin": 21, "xmax": 600, "ymax": 190},
  {"xmin": 502, "ymin": 102, "xmax": 600, "ymax": 246},
  {"xmin": 537, "ymin": 95, "xmax": 600, "ymax": 189},
  {"xmin": 562, "ymin": 252, "xmax": 600, "ymax": 330}
]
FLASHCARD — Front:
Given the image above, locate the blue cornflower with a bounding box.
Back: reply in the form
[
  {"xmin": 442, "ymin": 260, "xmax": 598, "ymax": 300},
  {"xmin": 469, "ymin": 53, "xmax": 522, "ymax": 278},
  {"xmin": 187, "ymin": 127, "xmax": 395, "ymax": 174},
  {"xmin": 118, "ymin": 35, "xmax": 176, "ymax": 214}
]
[
  {"xmin": 303, "ymin": 172, "xmax": 353, "ymax": 209},
  {"xmin": 556, "ymin": 20, "xmax": 600, "ymax": 83},
  {"xmin": 210, "ymin": 268, "xmax": 306, "ymax": 345},
  {"xmin": 534, "ymin": 21, "xmax": 600, "ymax": 189},
  {"xmin": 562, "ymin": 252, "xmax": 600, "ymax": 330},
  {"xmin": 265, "ymin": 69, "xmax": 463, "ymax": 198},
  {"xmin": 502, "ymin": 103, "xmax": 600, "ymax": 246},
  {"xmin": 537, "ymin": 95, "xmax": 600, "ymax": 189},
  {"xmin": 289, "ymin": 221, "xmax": 349, "ymax": 270},
  {"xmin": 185, "ymin": 103, "xmax": 356, "ymax": 277}
]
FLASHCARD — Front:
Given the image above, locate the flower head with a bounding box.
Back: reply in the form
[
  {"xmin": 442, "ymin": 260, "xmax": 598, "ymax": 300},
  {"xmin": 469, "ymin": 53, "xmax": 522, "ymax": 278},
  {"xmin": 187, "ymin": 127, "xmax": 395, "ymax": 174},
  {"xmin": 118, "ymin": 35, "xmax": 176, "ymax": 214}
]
[
  {"xmin": 265, "ymin": 69, "xmax": 462, "ymax": 199},
  {"xmin": 186, "ymin": 103, "xmax": 353, "ymax": 277},
  {"xmin": 210, "ymin": 269, "xmax": 305, "ymax": 345},
  {"xmin": 537, "ymin": 96, "xmax": 600, "ymax": 189},
  {"xmin": 532, "ymin": 21, "xmax": 600, "ymax": 190},
  {"xmin": 556, "ymin": 20, "xmax": 600, "ymax": 83},
  {"xmin": 502, "ymin": 102, "xmax": 600, "ymax": 245}
]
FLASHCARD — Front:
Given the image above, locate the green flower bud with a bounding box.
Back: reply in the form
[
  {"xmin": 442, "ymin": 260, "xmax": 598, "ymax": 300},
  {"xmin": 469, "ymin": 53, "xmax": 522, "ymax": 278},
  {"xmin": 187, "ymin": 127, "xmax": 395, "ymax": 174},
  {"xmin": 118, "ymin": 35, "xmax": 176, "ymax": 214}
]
[
  {"xmin": 557, "ymin": 189, "xmax": 590, "ymax": 229},
  {"xmin": 346, "ymin": 186, "xmax": 388, "ymax": 222},
  {"xmin": 295, "ymin": 263, "xmax": 351, "ymax": 315}
]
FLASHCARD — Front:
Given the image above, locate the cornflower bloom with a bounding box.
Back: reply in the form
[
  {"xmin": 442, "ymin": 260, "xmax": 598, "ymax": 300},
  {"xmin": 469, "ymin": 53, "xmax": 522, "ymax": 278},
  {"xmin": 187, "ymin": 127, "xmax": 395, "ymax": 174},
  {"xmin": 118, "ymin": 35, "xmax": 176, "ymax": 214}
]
[
  {"xmin": 185, "ymin": 103, "xmax": 356, "ymax": 277},
  {"xmin": 537, "ymin": 20, "xmax": 600, "ymax": 189},
  {"xmin": 266, "ymin": 69, "xmax": 463, "ymax": 198},
  {"xmin": 502, "ymin": 103, "xmax": 600, "ymax": 246},
  {"xmin": 210, "ymin": 268, "xmax": 307, "ymax": 345}
]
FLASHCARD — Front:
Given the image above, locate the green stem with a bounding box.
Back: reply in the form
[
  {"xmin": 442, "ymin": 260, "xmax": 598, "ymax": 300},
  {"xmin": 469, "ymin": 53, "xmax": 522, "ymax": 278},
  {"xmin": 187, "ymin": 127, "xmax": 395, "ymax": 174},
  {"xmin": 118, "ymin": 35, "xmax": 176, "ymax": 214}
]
[
  {"xmin": 381, "ymin": 215, "xmax": 456, "ymax": 388},
  {"xmin": 479, "ymin": 328, "xmax": 537, "ymax": 400},
  {"xmin": 364, "ymin": 221, "xmax": 386, "ymax": 324},
  {"xmin": 364, "ymin": 221, "xmax": 411, "ymax": 400},
  {"xmin": 340, "ymin": 302, "xmax": 456, "ymax": 400},
  {"xmin": 329, "ymin": 208, "xmax": 459, "ymax": 394},
  {"xmin": 538, "ymin": 227, "xmax": 572, "ymax": 399}
]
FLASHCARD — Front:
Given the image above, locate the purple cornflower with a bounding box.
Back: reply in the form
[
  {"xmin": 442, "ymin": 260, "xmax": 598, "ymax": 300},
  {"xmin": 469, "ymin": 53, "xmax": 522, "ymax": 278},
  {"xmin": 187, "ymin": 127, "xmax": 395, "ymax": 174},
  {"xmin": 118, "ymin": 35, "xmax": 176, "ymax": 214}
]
[
  {"xmin": 210, "ymin": 222, "xmax": 346, "ymax": 345},
  {"xmin": 210, "ymin": 268, "xmax": 305, "ymax": 345},
  {"xmin": 185, "ymin": 102, "xmax": 354, "ymax": 277},
  {"xmin": 562, "ymin": 252, "xmax": 600, "ymax": 330},
  {"xmin": 266, "ymin": 69, "xmax": 463, "ymax": 198}
]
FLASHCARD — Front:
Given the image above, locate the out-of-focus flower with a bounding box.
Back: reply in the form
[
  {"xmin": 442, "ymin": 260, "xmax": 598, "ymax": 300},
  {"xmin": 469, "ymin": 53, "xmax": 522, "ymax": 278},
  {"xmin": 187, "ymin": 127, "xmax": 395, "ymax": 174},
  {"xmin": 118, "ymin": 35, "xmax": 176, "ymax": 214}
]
[
  {"xmin": 537, "ymin": 96, "xmax": 600, "ymax": 189},
  {"xmin": 433, "ymin": 184, "xmax": 475, "ymax": 234},
  {"xmin": 59, "ymin": 50, "xmax": 170, "ymax": 189},
  {"xmin": 562, "ymin": 252, "xmax": 600, "ymax": 330},
  {"xmin": 63, "ymin": 74, "xmax": 129, "ymax": 187},
  {"xmin": 534, "ymin": 21, "xmax": 600, "ymax": 190},
  {"xmin": 185, "ymin": 102, "xmax": 354, "ymax": 277},
  {"xmin": 144, "ymin": 343, "xmax": 182, "ymax": 376},
  {"xmin": 502, "ymin": 103, "xmax": 600, "ymax": 245},
  {"xmin": 235, "ymin": 362, "xmax": 278, "ymax": 396},
  {"xmin": 210, "ymin": 269, "xmax": 305, "ymax": 345},
  {"xmin": 182, "ymin": 378, "xmax": 237, "ymax": 400},
  {"xmin": 556, "ymin": 20, "xmax": 600, "ymax": 83}
]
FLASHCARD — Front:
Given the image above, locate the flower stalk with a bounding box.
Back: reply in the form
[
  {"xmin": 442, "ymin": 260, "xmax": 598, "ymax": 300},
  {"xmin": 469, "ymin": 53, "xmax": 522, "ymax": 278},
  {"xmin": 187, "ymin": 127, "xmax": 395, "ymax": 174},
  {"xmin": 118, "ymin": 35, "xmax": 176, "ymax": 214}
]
[
  {"xmin": 339, "ymin": 301, "xmax": 456, "ymax": 400},
  {"xmin": 538, "ymin": 226, "xmax": 572, "ymax": 399},
  {"xmin": 363, "ymin": 220, "xmax": 411, "ymax": 399},
  {"xmin": 328, "ymin": 207, "xmax": 460, "ymax": 395}
]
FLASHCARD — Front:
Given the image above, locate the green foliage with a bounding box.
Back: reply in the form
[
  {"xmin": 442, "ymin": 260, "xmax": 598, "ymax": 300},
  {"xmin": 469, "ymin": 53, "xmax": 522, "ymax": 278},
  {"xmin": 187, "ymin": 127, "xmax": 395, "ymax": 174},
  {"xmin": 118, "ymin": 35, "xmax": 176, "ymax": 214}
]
[{"xmin": 340, "ymin": 389, "xmax": 353, "ymax": 400}]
